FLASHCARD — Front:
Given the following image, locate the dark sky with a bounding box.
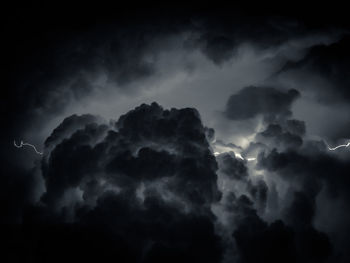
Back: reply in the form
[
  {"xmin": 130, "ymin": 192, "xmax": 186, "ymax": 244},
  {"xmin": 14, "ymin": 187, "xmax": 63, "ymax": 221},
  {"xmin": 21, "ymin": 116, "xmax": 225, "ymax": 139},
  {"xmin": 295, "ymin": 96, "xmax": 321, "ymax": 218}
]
[{"xmin": 2, "ymin": 3, "xmax": 350, "ymax": 263}]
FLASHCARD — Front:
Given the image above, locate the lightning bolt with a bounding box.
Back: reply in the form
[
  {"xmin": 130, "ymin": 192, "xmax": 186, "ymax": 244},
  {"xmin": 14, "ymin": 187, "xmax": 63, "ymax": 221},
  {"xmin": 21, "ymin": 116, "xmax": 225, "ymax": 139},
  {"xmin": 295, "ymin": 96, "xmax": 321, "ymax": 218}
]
[
  {"xmin": 246, "ymin": 157, "xmax": 257, "ymax": 161},
  {"xmin": 14, "ymin": 140, "xmax": 43, "ymax": 155},
  {"xmin": 13, "ymin": 137, "xmax": 346, "ymax": 158},
  {"xmin": 326, "ymin": 141, "xmax": 350, "ymax": 151},
  {"xmin": 214, "ymin": 138, "xmax": 350, "ymax": 161},
  {"xmin": 214, "ymin": 151, "xmax": 256, "ymax": 161}
]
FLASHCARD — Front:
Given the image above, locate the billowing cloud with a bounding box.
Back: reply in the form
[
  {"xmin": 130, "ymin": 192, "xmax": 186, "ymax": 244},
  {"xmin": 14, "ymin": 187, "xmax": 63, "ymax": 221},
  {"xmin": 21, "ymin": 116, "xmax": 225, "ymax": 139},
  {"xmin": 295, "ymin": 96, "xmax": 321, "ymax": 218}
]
[
  {"xmin": 42, "ymin": 102, "xmax": 220, "ymax": 207},
  {"xmin": 3, "ymin": 8, "xmax": 350, "ymax": 263},
  {"xmin": 16, "ymin": 103, "xmax": 221, "ymax": 262},
  {"xmin": 224, "ymin": 86, "xmax": 300, "ymax": 121},
  {"xmin": 279, "ymin": 35, "xmax": 350, "ymax": 103}
]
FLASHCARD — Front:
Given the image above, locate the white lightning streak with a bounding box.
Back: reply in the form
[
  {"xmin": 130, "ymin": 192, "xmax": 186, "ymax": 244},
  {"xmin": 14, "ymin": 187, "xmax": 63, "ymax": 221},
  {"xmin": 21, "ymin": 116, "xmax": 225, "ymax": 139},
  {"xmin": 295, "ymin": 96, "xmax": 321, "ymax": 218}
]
[
  {"xmin": 327, "ymin": 141, "xmax": 350, "ymax": 151},
  {"xmin": 246, "ymin": 157, "xmax": 256, "ymax": 161},
  {"xmin": 214, "ymin": 151, "xmax": 256, "ymax": 161},
  {"xmin": 14, "ymin": 140, "xmax": 43, "ymax": 155}
]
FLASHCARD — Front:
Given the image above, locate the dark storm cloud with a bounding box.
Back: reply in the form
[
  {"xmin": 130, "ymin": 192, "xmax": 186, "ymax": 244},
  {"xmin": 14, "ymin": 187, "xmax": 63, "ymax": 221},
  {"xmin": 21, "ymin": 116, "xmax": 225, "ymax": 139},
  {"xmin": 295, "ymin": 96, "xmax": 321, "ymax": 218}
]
[
  {"xmin": 44, "ymin": 114, "xmax": 102, "ymax": 148},
  {"xmin": 284, "ymin": 190, "xmax": 319, "ymax": 228},
  {"xmin": 257, "ymin": 146, "xmax": 350, "ymax": 192},
  {"xmin": 285, "ymin": 119, "xmax": 306, "ymax": 136},
  {"xmin": 3, "ymin": 103, "xmax": 224, "ymax": 262},
  {"xmin": 220, "ymin": 82, "xmax": 347, "ymax": 262},
  {"xmin": 11, "ymin": 191, "xmax": 223, "ymax": 263},
  {"xmin": 247, "ymin": 179, "xmax": 268, "ymax": 212},
  {"xmin": 191, "ymin": 15, "xmax": 331, "ymax": 65},
  {"xmin": 224, "ymin": 86, "xmax": 300, "ymax": 120},
  {"xmin": 221, "ymin": 189, "xmax": 331, "ymax": 263},
  {"xmin": 234, "ymin": 216, "xmax": 331, "ymax": 263},
  {"xmin": 216, "ymin": 153, "xmax": 248, "ymax": 180},
  {"xmin": 76, "ymin": 192, "xmax": 223, "ymax": 263},
  {"xmin": 257, "ymin": 144, "xmax": 350, "ymax": 223},
  {"xmin": 257, "ymin": 144, "xmax": 350, "ymax": 262},
  {"xmin": 256, "ymin": 123, "xmax": 303, "ymax": 150},
  {"xmin": 2, "ymin": 12, "xmax": 199, "ymax": 232},
  {"xmin": 41, "ymin": 102, "xmax": 221, "ymax": 208},
  {"xmin": 218, "ymin": 188, "xmax": 331, "ymax": 263},
  {"xmin": 278, "ymin": 35, "xmax": 350, "ymax": 103},
  {"xmin": 3, "ymin": 7, "xmax": 350, "ymax": 263}
]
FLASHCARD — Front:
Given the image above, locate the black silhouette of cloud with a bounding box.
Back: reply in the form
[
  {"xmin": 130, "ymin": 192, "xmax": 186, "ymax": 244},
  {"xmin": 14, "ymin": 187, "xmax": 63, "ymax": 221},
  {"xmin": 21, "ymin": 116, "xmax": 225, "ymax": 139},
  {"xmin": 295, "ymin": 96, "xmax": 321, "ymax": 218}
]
[
  {"xmin": 41, "ymin": 103, "xmax": 221, "ymax": 208},
  {"xmin": 224, "ymin": 86, "xmax": 300, "ymax": 120},
  {"xmin": 278, "ymin": 35, "xmax": 350, "ymax": 103}
]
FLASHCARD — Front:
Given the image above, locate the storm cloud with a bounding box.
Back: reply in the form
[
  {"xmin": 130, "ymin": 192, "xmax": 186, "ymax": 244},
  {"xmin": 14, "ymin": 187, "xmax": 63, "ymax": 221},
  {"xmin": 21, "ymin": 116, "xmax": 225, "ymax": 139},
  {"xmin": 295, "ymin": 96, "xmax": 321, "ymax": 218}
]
[
  {"xmin": 2, "ymin": 5, "xmax": 350, "ymax": 263},
  {"xmin": 224, "ymin": 86, "xmax": 300, "ymax": 121}
]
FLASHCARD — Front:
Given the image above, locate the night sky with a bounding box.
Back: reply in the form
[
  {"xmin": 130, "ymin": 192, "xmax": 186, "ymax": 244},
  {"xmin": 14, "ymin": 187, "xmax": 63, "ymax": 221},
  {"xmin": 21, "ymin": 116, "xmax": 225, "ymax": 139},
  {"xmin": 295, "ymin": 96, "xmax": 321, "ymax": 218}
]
[{"xmin": 2, "ymin": 3, "xmax": 350, "ymax": 263}]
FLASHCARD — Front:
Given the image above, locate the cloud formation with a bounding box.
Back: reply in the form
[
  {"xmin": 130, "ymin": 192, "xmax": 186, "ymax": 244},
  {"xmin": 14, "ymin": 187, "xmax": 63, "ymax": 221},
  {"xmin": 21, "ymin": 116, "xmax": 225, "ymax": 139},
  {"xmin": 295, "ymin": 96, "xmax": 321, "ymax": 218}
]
[
  {"xmin": 5, "ymin": 103, "xmax": 222, "ymax": 262},
  {"xmin": 3, "ymin": 7, "xmax": 350, "ymax": 263},
  {"xmin": 224, "ymin": 86, "xmax": 300, "ymax": 121}
]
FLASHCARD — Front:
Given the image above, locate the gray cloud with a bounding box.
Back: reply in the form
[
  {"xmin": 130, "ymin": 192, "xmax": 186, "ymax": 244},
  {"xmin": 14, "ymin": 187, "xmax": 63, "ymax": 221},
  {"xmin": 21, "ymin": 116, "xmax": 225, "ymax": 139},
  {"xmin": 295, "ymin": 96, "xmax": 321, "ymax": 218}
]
[
  {"xmin": 224, "ymin": 86, "xmax": 300, "ymax": 121},
  {"xmin": 3, "ymin": 9, "xmax": 350, "ymax": 263}
]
